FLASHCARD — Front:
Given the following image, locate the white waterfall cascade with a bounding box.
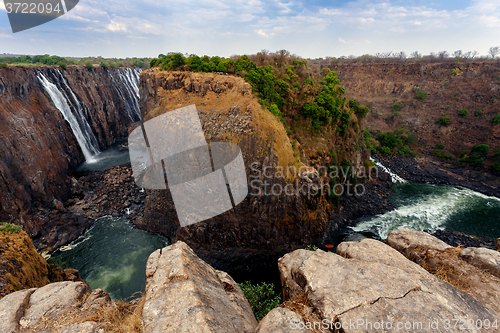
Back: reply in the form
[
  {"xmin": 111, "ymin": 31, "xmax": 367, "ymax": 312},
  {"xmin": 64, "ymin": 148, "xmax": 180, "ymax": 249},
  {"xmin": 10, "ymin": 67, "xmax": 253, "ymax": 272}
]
[
  {"xmin": 37, "ymin": 72, "xmax": 100, "ymax": 162},
  {"xmin": 109, "ymin": 68, "xmax": 142, "ymax": 121},
  {"xmin": 370, "ymin": 157, "xmax": 407, "ymax": 183}
]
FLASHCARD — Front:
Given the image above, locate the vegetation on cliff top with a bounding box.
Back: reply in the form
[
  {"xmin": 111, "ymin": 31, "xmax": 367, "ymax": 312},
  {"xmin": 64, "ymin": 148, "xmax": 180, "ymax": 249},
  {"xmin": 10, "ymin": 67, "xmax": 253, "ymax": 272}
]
[
  {"xmin": 149, "ymin": 51, "xmax": 372, "ymax": 167},
  {"xmin": 0, "ymin": 54, "xmax": 150, "ymax": 68}
]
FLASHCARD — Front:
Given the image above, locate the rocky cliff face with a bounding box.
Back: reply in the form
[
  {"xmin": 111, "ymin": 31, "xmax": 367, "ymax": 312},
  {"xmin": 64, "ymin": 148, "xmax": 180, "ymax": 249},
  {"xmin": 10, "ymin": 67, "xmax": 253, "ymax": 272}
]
[
  {"xmin": 0, "ymin": 66, "xmax": 140, "ymax": 249},
  {"xmin": 136, "ymin": 70, "xmax": 336, "ymax": 280},
  {"xmin": 324, "ymin": 61, "xmax": 500, "ymax": 159}
]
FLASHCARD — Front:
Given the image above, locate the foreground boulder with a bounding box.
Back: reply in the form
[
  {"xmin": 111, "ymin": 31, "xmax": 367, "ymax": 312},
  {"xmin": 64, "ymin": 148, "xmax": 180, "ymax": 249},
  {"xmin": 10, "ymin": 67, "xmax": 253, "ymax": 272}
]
[
  {"xmin": 278, "ymin": 238, "xmax": 498, "ymax": 332},
  {"xmin": 142, "ymin": 241, "xmax": 257, "ymax": 333},
  {"xmin": 386, "ymin": 228, "xmax": 500, "ymax": 313},
  {"xmin": 0, "ymin": 281, "xmax": 111, "ymax": 333}
]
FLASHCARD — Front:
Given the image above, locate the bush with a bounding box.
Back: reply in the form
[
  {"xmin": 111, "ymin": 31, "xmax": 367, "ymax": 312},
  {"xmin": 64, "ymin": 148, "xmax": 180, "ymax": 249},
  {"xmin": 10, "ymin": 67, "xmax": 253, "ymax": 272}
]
[
  {"xmin": 238, "ymin": 281, "xmax": 281, "ymax": 321},
  {"xmin": 380, "ymin": 146, "xmax": 392, "ymax": 155},
  {"xmin": 492, "ymin": 114, "xmax": 500, "ymax": 125},
  {"xmin": 392, "ymin": 101, "xmax": 405, "ymax": 112},
  {"xmin": 475, "ymin": 109, "xmax": 484, "ymax": 117},
  {"xmin": 100, "ymin": 62, "xmax": 108, "ymax": 69},
  {"xmin": 0, "ymin": 222, "xmax": 21, "ymax": 233},
  {"xmin": 436, "ymin": 116, "xmax": 450, "ymax": 126},
  {"xmin": 0, "ymin": 63, "xmax": 7, "ymax": 68},
  {"xmin": 458, "ymin": 109, "xmax": 468, "ymax": 117},
  {"xmin": 85, "ymin": 63, "xmax": 93, "ymax": 70},
  {"xmin": 415, "ymin": 90, "xmax": 428, "ymax": 100},
  {"xmin": 57, "ymin": 61, "xmax": 67, "ymax": 69},
  {"xmin": 435, "ymin": 143, "xmax": 444, "ymax": 150},
  {"xmin": 460, "ymin": 144, "xmax": 489, "ymax": 167}
]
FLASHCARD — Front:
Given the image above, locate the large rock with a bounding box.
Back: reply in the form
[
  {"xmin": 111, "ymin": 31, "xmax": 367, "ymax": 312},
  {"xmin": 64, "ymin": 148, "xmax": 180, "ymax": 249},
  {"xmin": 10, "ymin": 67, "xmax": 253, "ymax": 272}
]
[
  {"xmin": 459, "ymin": 247, "xmax": 500, "ymax": 278},
  {"xmin": 142, "ymin": 241, "xmax": 257, "ymax": 333},
  {"xmin": 0, "ymin": 281, "xmax": 110, "ymax": 332},
  {"xmin": 386, "ymin": 227, "xmax": 452, "ymax": 255},
  {"xmin": 279, "ymin": 239, "xmax": 498, "ymax": 333},
  {"xmin": 254, "ymin": 308, "xmax": 309, "ymax": 333}
]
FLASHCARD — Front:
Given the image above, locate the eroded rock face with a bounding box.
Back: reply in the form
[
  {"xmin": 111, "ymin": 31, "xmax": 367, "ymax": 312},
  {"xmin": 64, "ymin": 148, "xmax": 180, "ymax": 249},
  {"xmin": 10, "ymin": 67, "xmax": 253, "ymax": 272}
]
[
  {"xmin": 278, "ymin": 239, "xmax": 498, "ymax": 332},
  {"xmin": 142, "ymin": 241, "xmax": 257, "ymax": 333},
  {"xmin": 136, "ymin": 70, "xmax": 333, "ymax": 280},
  {"xmin": 0, "ymin": 281, "xmax": 111, "ymax": 333},
  {"xmin": 0, "ymin": 66, "xmax": 138, "ymax": 249}
]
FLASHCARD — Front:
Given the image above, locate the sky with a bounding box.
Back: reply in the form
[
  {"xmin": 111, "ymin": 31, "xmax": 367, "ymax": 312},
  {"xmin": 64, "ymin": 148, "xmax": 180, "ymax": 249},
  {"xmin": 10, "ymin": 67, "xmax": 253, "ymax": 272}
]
[{"xmin": 0, "ymin": 0, "xmax": 499, "ymax": 59}]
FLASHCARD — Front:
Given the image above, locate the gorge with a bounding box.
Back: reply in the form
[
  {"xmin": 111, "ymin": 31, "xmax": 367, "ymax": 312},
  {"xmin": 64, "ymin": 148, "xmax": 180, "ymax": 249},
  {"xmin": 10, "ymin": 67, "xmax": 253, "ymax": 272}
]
[{"xmin": 0, "ymin": 60, "xmax": 499, "ymax": 305}]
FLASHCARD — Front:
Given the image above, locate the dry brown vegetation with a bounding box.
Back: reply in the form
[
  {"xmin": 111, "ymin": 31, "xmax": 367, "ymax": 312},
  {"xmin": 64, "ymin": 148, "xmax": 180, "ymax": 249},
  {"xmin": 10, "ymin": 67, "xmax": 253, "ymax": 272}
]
[
  {"xmin": 0, "ymin": 228, "xmax": 50, "ymax": 297},
  {"xmin": 414, "ymin": 247, "xmax": 500, "ymax": 312}
]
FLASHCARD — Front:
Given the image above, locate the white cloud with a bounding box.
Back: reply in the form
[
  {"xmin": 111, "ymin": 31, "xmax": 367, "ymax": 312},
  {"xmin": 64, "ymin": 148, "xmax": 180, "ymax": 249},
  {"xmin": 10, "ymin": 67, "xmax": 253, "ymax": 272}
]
[
  {"xmin": 338, "ymin": 37, "xmax": 347, "ymax": 44},
  {"xmin": 107, "ymin": 20, "xmax": 127, "ymax": 32},
  {"xmin": 480, "ymin": 15, "xmax": 500, "ymax": 27},
  {"xmin": 256, "ymin": 29, "xmax": 272, "ymax": 38},
  {"xmin": 0, "ymin": 32, "xmax": 14, "ymax": 39}
]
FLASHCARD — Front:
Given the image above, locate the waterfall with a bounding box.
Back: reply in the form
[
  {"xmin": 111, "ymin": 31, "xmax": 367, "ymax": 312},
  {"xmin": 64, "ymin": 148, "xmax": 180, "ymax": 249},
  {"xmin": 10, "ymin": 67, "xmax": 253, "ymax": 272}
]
[
  {"xmin": 370, "ymin": 157, "xmax": 406, "ymax": 183},
  {"xmin": 109, "ymin": 68, "xmax": 142, "ymax": 121},
  {"xmin": 37, "ymin": 72, "xmax": 100, "ymax": 162}
]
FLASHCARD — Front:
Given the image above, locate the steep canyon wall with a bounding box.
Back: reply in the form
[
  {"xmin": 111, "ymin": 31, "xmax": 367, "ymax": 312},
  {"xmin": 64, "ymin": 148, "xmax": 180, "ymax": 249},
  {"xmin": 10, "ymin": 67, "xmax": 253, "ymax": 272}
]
[{"xmin": 0, "ymin": 66, "xmax": 140, "ymax": 248}]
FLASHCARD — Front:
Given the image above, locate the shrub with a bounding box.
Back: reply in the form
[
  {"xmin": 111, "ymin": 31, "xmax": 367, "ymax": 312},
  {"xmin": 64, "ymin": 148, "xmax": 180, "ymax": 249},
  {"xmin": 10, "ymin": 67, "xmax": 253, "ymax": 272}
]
[
  {"xmin": 380, "ymin": 146, "xmax": 392, "ymax": 155},
  {"xmin": 491, "ymin": 162, "xmax": 500, "ymax": 172},
  {"xmin": 392, "ymin": 101, "xmax": 405, "ymax": 112},
  {"xmin": 475, "ymin": 109, "xmax": 484, "ymax": 117},
  {"xmin": 100, "ymin": 62, "xmax": 108, "ymax": 69},
  {"xmin": 452, "ymin": 68, "xmax": 461, "ymax": 76},
  {"xmin": 0, "ymin": 222, "xmax": 21, "ymax": 233},
  {"xmin": 268, "ymin": 103, "xmax": 281, "ymax": 117},
  {"xmin": 492, "ymin": 114, "xmax": 500, "ymax": 125},
  {"xmin": 415, "ymin": 90, "xmax": 428, "ymax": 100},
  {"xmin": 0, "ymin": 63, "xmax": 7, "ymax": 68},
  {"xmin": 458, "ymin": 109, "xmax": 468, "ymax": 117},
  {"xmin": 435, "ymin": 143, "xmax": 445, "ymax": 150},
  {"xmin": 436, "ymin": 116, "xmax": 450, "ymax": 126},
  {"xmin": 238, "ymin": 281, "xmax": 281, "ymax": 321},
  {"xmin": 460, "ymin": 144, "xmax": 489, "ymax": 167},
  {"xmin": 85, "ymin": 63, "xmax": 93, "ymax": 70}
]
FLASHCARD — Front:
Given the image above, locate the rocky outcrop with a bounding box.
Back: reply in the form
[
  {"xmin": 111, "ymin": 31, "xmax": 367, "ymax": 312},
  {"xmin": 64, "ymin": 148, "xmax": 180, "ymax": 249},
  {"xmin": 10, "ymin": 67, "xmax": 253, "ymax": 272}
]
[
  {"xmin": 0, "ymin": 229, "xmax": 50, "ymax": 298},
  {"xmin": 2, "ymin": 239, "xmax": 499, "ymax": 332},
  {"xmin": 386, "ymin": 228, "xmax": 500, "ymax": 312},
  {"xmin": 0, "ymin": 66, "xmax": 140, "ymax": 249},
  {"xmin": 459, "ymin": 247, "xmax": 500, "ymax": 278},
  {"xmin": 0, "ymin": 281, "xmax": 111, "ymax": 333},
  {"xmin": 136, "ymin": 70, "xmax": 338, "ymax": 280},
  {"xmin": 142, "ymin": 241, "xmax": 257, "ymax": 333},
  {"xmin": 277, "ymin": 238, "xmax": 498, "ymax": 332}
]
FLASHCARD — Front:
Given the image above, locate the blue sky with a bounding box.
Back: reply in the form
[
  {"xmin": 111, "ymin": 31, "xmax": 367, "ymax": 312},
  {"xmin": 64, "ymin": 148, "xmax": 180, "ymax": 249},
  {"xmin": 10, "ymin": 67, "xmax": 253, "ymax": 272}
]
[{"xmin": 0, "ymin": 0, "xmax": 499, "ymax": 58}]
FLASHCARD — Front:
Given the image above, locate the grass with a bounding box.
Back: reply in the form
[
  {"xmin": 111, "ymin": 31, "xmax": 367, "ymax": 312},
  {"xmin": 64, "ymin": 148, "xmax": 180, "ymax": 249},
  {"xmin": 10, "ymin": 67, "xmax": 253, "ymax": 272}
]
[
  {"xmin": 0, "ymin": 222, "xmax": 21, "ymax": 233},
  {"xmin": 238, "ymin": 281, "xmax": 281, "ymax": 321}
]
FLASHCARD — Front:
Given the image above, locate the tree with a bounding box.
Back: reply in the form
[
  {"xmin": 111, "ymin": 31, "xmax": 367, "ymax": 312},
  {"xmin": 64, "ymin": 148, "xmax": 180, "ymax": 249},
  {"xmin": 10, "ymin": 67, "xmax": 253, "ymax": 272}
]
[
  {"xmin": 489, "ymin": 46, "xmax": 499, "ymax": 59},
  {"xmin": 438, "ymin": 51, "xmax": 449, "ymax": 59},
  {"xmin": 411, "ymin": 51, "xmax": 422, "ymax": 59}
]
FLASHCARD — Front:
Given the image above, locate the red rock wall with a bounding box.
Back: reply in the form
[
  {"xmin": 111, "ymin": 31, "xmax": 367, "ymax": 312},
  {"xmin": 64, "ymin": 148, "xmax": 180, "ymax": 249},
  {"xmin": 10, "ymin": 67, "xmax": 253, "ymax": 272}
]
[{"xmin": 0, "ymin": 66, "xmax": 137, "ymax": 243}]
